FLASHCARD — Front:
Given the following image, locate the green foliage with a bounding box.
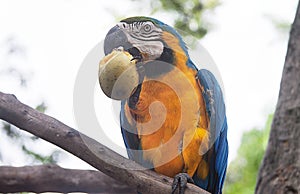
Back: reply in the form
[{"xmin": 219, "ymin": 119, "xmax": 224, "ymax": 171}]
[
  {"xmin": 152, "ymin": 0, "xmax": 220, "ymax": 39},
  {"xmin": 0, "ymin": 36, "xmax": 28, "ymax": 87},
  {"xmin": 0, "ymin": 102, "xmax": 61, "ymax": 164},
  {"xmin": 223, "ymin": 114, "xmax": 273, "ymax": 194},
  {"xmin": 2, "ymin": 122, "xmax": 21, "ymax": 138},
  {"xmin": 0, "ymin": 37, "xmax": 61, "ymax": 165},
  {"xmin": 22, "ymin": 145, "xmax": 59, "ymax": 164},
  {"xmin": 265, "ymin": 14, "xmax": 291, "ymax": 37},
  {"xmin": 35, "ymin": 102, "xmax": 47, "ymax": 113},
  {"xmin": 129, "ymin": 0, "xmax": 220, "ymax": 43},
  {"xmin": 0, "ymin": 106, "xmax": 61, "ymax": 165}
]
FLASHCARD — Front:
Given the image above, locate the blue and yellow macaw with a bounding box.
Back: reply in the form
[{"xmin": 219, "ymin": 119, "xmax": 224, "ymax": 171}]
[{"xmin": 102, "ymin": 16, "xmax": 228, "ymax": 194}]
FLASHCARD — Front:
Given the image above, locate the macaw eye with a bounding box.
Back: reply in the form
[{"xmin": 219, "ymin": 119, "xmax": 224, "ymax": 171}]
[{"xmin": 143, "ymin": 24, "xmax": 152, "ymax": 33}]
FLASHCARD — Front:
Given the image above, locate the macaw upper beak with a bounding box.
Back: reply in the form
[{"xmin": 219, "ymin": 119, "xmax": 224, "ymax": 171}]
[
  {"xmin": 104, "ymin": 25, "xmax": 142, "ymax": 61},
  {"xmin": 104, "ymin": 25, "xmax": 130, "ymax": 55}
]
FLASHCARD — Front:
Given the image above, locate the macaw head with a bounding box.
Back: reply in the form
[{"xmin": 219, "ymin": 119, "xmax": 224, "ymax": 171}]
[
  {"xmin": 104, "ymin": 16, "xmax": 190, "ymax": 77},
  {"xmin": 99, "ymin": 16, "xmax": 193, "ymax": 100}
]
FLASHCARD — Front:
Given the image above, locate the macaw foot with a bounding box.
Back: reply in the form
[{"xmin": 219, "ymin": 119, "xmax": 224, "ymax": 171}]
[{"xmin": 171, "ymin": 173, "xmax": 194, "ymax": 194}]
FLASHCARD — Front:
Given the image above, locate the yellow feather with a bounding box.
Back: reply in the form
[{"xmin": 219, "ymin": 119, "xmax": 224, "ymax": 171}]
[{"xmin": 125, "ymin": 31, "xmax": 210, "ymax": 178}]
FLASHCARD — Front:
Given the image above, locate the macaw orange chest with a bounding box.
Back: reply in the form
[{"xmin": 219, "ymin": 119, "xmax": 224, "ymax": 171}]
[{"xmin": 124, "ymin": 66, "xmax": 210, "ymax": 178}]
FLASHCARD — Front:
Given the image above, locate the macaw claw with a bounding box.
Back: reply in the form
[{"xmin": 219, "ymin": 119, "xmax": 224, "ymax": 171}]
[{"xmin": 171, "ymin": 173, "xmax": 194, "ymax": 194}]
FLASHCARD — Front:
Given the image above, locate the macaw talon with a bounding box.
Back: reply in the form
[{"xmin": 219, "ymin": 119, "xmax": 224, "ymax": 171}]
[{"xmin": 171, "ymin": 173, "xmax": 194, "ymax": 194}]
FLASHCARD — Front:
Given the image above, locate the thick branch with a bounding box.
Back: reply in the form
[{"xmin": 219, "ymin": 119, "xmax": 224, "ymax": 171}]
[
  {"xmin": 0, "ymin": 164, "xmax": 134, "ymax": 193},
  {"xmin": 0, "ymin": 91, "xmax": 209, "ymax": 194}
]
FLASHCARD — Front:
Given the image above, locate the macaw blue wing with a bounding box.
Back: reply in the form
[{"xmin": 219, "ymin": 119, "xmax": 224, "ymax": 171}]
[
  {"xmin": 120, "ymin": 100, "xmax": 154, "ymax": 169},
  {"xmin": 194, "ymin": 69, "xmax": 228, "ymax": 194}
]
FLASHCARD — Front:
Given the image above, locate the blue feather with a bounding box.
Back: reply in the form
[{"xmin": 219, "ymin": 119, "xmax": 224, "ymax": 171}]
[
  {"xmin": 120, "ymin": 101, "xmax": 153, "ymax": 169},
  {"xmin": 195, "ymin": 68, "xmax": 228, "ymax": 194}
]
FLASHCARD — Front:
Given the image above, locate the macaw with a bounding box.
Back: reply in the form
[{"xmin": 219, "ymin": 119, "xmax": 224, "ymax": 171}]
[{"xmin": 102, "ymin": 16, "xmax": 228, "ymax": 194}]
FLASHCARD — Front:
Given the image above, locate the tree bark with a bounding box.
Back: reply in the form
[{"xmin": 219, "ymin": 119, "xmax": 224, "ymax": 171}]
[
  {"xmin": 0, "ymin": 91, "xmax": 209, "ymax": 194},
  {"xmin": 0, "ymin": 164, "xmax": 134, "ymax": 193},
  {"xmin": 255, "ymin": 1, "xmax": 300, "ymax": 193}
]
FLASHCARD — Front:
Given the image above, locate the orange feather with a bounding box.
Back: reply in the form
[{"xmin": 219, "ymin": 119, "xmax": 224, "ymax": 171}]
[{"xmin": 124, "ymin": 31, "xmax": 210, "ymax": 178}]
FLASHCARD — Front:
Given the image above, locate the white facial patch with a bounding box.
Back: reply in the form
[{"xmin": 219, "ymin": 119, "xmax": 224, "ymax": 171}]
[
  {"xmin": 132, "ymin": 40, "xmax": 164, "ymax": 61},
  {"xmin": 117, "ymin": 21, "xmax": 164, "ymax": 61}
]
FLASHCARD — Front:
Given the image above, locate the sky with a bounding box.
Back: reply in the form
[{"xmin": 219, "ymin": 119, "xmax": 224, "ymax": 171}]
[{"xmin": 0, "ymin": 0, "xmax": 298, "ymax": 169}]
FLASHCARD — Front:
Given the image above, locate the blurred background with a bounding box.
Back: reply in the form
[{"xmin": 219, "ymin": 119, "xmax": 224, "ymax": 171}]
[{"xmin": 0, "ymin": 0, "xmax": 298, "ymax": 193}]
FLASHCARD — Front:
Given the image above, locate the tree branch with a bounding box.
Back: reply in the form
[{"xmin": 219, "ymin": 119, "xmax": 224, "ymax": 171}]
[
  {"xmin": 0, "ymin": 91, "xmax": 209, "ymax": 194},
  {"xmin": 0, "ymin": 164, "xmax": 134, "ymax": 193}
]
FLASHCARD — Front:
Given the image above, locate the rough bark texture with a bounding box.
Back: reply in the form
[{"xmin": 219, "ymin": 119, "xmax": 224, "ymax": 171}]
[
  {"xmin": 0, "ymin": 164, "xmax": 134, "ymax": 193},
  {"xmin": 255, "ymin": 2, "xmax": 300, "ymax": 194},
  {"xmin": 0, "ymin": 91, "xmax": 209, "ymax": 194}
]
